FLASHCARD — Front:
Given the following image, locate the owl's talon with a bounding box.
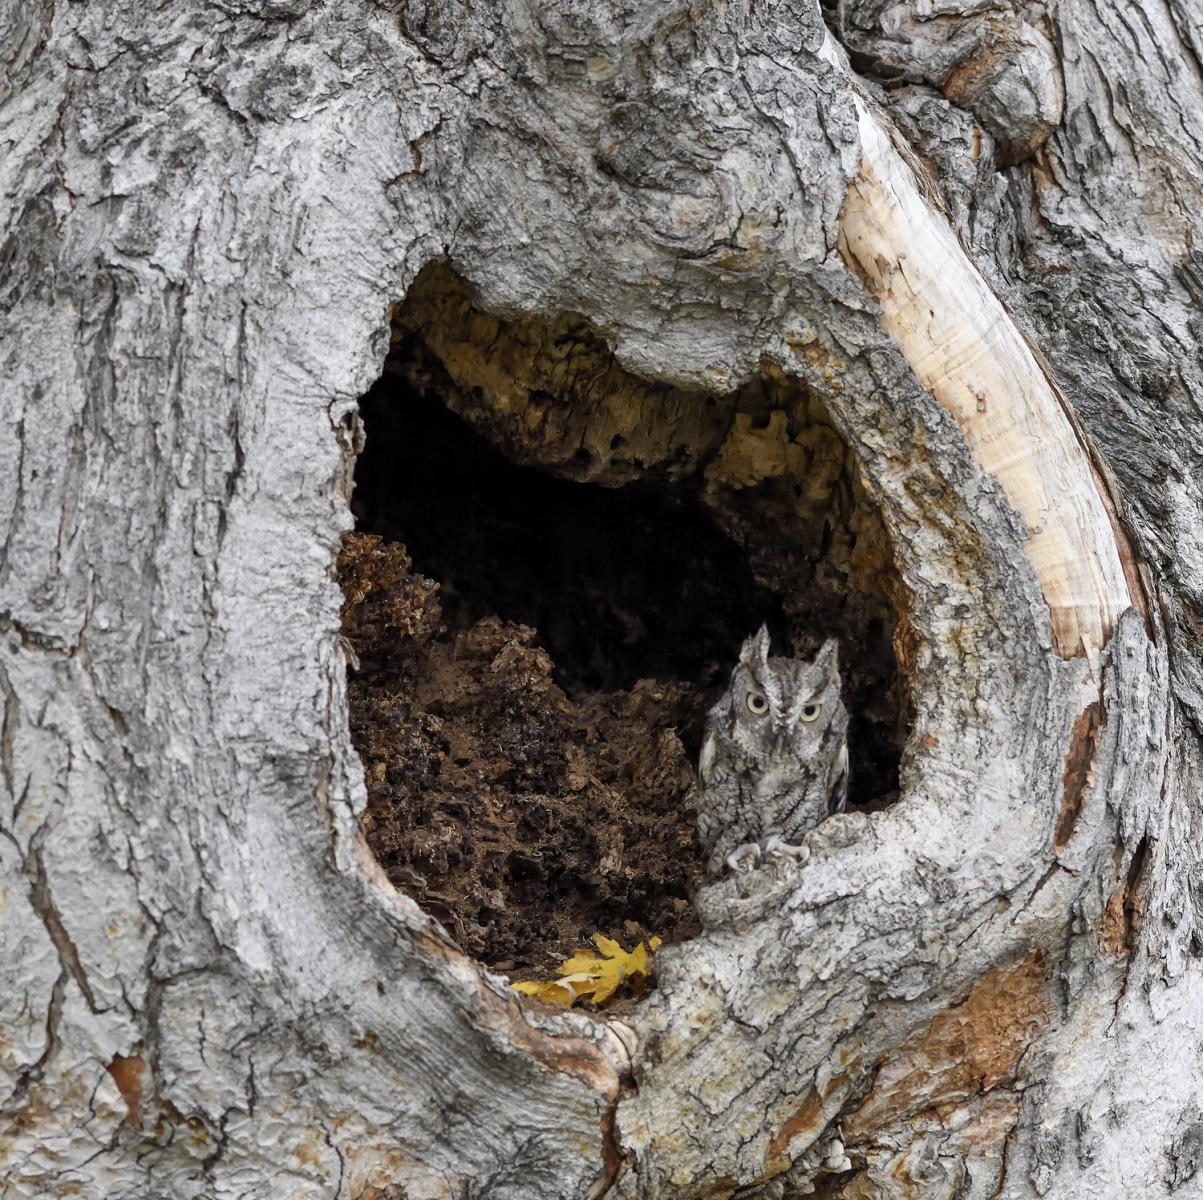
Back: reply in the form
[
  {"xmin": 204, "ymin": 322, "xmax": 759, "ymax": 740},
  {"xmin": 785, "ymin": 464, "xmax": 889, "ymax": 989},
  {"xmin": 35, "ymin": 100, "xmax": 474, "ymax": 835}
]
[
  {"xmin": 763, "ymin": 835, "xmax": 810, "ymax": 864},
  {"xmin": 726, "ymin": 843, "xmax": 762, "ymax": 872}
]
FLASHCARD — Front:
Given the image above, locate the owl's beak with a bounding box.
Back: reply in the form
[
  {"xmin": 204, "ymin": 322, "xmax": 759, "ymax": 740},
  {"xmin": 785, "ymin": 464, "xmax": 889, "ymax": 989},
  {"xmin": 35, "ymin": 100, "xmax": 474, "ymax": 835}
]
[{"xmin": 771, "ymin": 725, "xmax": 789, "ymax": 754}]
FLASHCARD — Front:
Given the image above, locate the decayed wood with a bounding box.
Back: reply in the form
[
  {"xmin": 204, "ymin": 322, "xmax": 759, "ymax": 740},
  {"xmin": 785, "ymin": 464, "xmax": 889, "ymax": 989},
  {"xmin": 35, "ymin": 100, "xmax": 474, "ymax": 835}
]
[{"xmin": 1, "ymin": 0, "xmax": 1201, "ymax": 1197}]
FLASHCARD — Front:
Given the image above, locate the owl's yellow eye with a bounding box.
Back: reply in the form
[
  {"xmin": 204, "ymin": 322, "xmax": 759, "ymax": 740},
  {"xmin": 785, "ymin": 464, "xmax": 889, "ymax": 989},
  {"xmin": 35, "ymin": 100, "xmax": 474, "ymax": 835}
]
[
  {"xmin": 801, "ymin": 702, "xmax": 822, "ymax": 722},
  {"xmin": 746, "ymin": 690, "xmax": 769, "ymax": 715}
]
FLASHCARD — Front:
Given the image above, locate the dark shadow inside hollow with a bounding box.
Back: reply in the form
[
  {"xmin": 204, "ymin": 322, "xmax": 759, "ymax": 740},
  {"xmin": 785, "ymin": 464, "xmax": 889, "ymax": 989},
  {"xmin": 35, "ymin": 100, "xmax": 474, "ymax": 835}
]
[
  {"xmin": 353, "ymin": 342, "xmax": 783, "ymax": 698},
  {"xmin": 341, "ymin": 263, "xmax": 906, "ymax": 981}
]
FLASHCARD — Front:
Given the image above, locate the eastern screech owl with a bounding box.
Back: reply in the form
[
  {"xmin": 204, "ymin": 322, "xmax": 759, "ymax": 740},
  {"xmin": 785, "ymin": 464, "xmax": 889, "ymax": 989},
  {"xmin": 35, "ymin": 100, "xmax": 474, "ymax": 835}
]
[{"xmin": 695, "ymin": 626, "xmax": 849, "ymax": 875}]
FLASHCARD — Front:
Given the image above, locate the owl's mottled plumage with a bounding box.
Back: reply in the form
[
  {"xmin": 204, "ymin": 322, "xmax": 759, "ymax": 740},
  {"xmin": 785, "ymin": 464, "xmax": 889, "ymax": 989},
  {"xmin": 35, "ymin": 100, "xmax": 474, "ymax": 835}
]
[{"xmin": 695, "ymin": 626, "xmax": 849, "ymax": 875}]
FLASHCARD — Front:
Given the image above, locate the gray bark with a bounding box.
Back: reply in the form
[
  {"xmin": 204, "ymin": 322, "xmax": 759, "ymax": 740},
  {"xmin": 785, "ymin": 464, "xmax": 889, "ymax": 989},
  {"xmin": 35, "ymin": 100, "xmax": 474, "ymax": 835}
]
[{"xmin": 2, "ymin": 1, "xmax": 1201, "ymax": 1198}]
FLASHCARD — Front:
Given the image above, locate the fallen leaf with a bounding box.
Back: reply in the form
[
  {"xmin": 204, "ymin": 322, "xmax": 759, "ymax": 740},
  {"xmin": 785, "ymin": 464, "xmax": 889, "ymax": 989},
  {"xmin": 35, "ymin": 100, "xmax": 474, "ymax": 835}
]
[{"xmin": 512, "ymin": 933, "xmax": 663, "ymax": 1007}]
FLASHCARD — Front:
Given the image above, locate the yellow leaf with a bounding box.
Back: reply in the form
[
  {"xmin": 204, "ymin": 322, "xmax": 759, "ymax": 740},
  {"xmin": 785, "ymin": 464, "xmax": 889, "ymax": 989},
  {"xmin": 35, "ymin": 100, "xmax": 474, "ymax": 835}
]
[
  {"xmin": 588, "ymin": 960, "xmax": 626, "ymax": 1004},
  {"xmin": 625, "ymin": 942, "xmax": 649, "ymax": 976},
  {"xmin": 559, "ymin": 950, "xmax": 606, "ymax": 975},
  {"xmin": 542, "ymin": 975, "xmax": 590, "ymax": 1005},
  {"xmin": 512, "ymin": 933, "xmax": 663, "ymax": 1007}
]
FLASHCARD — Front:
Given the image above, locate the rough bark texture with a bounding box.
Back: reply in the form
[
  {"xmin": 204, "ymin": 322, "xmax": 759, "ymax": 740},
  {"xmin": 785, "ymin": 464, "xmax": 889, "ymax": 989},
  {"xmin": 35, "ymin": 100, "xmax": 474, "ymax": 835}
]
[{"xmin": 2, "ymin": 0, "xmax": 1202, "ymax": 1198}]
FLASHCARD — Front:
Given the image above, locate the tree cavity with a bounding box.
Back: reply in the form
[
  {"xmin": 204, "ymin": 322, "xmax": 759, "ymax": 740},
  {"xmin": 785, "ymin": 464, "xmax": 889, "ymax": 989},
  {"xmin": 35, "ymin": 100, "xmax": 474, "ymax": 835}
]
[{"xmin": 339, "ymin": 262, "xmax": 906, "ymax": 980}]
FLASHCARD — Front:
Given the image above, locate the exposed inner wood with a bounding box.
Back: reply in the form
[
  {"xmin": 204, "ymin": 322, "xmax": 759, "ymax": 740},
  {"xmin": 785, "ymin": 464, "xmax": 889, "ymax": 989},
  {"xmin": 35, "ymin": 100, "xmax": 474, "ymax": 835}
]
[
  {"xmin": 1099, "ymin": 836, "xmax": 1150, "ymax": 957},
  {"xmin": 768, "ymin": 1077, "xmax": 850, "ymax": 1171},
  {"xmin": 1055, "ymin": 699, "xmax": 1104, "ymax": 852},
  {"xmin": 822, "ymin": 949, "xmax": 1048, "ymax": 1195},
  {"xmin": 842, "ymin": 949, "xmax": 1049, "ymax": 1140},
  {"xmin": 836, "ymin": 91, "xmax": 1135, "ymax": 658},
  {"xmin": 104, "ymin": 1055, "xmax": 149, "ymax": 1129}
]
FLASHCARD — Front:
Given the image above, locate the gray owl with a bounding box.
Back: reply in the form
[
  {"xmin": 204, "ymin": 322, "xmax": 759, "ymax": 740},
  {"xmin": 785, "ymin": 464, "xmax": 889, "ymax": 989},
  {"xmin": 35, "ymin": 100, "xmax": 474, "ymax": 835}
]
[{"xmin": 695, "ymin": 626, "xmax": 849, "ymax": 875}]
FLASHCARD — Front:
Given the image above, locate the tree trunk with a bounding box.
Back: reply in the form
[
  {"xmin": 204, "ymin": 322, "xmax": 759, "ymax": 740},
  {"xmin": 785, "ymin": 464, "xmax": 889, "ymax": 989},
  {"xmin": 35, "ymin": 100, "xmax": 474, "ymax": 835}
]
[{"xmin": 3, "ymin": 1, "xmax": 1202, "ymax": 1198}]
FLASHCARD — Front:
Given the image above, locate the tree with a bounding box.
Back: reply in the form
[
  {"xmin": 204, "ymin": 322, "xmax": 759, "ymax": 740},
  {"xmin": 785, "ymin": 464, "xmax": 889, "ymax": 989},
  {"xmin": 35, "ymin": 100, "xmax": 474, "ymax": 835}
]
[{"xmin": 3, "ymin": 0, "xmax": 1202, "ymax": 1197}]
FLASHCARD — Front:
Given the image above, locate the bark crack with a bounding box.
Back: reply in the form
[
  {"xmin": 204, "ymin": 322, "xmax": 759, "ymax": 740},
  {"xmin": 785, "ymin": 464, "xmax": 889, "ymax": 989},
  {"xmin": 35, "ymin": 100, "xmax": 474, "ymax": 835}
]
[
  {"xmin": 26, "ymin": 840, "xmax": 101, "ymax": 1014},
  {"xmin": 0, "ymin": 658, "xmax": 17, "ymax": 804},
  {"xmin": 7, "ymin": 967, "xmax": 67, "ymax": 1109}
]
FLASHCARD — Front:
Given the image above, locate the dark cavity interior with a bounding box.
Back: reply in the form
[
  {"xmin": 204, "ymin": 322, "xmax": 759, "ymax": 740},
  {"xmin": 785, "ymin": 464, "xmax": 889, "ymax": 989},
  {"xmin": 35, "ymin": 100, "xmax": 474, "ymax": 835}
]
[
  {"xmin": 341, "ymin": 263, "xmax": 906, "ymax": 983},
  {"xmin": 353, "ymin": 350, "xmax": 782, "ymax": 696}
]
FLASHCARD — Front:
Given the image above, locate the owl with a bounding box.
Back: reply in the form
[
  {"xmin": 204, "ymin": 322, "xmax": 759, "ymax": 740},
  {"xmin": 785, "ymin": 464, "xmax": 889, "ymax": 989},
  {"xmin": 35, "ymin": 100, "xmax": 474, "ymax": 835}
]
[{"xmin": 695, "ymin": 626, "xmax": 849, "ymax": 875}]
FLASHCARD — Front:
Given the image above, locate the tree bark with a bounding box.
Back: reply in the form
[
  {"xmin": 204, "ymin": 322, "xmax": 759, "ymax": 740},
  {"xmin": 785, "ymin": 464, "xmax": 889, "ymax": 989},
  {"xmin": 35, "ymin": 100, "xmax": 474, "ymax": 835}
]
[{"xmin": 3, "ymin": 1, "xmax": 1202, "ymax": 1198}]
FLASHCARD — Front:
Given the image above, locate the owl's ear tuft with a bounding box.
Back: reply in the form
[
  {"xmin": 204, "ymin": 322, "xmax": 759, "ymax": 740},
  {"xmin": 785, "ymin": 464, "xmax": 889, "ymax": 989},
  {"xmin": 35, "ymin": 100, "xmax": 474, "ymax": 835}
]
[
  {"xmin": 740, "ymin": 625, "xmax": 772, "ymax": 672},
  {"xmin": 813, "ymin": 637, "xmax": 840, "ymax": 683}
]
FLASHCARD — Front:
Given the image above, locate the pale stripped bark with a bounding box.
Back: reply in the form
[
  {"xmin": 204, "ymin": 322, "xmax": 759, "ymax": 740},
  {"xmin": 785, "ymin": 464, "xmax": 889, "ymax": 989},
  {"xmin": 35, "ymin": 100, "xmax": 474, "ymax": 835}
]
[
  {"xmin": 836, "ymin": 83, "xmax": 1138, "ymax": 659},
  {"xmin": 2, "ymin": 2, "xmax": 1202, "ymax": 1199}
]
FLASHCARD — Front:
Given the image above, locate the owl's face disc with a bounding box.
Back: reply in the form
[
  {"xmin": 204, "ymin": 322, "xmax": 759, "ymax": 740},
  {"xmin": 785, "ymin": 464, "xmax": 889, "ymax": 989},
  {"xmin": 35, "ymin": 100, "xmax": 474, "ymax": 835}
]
[
  {"xmin": 721, "ymin": 627, "xmax": 846, "ymax": 763},
  {"xmin": 730, "ymin": 658, "xmax": 840, "ymax": 760}
]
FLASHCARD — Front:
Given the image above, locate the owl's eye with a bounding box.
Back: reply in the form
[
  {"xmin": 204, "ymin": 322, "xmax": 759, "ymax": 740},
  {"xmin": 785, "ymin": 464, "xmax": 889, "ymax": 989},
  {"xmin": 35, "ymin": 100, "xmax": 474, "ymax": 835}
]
[
  {"xmin": 746, "ymin": 690, "xmax": 769, "ymax": 715},
  {"xmin": 801, "ymin": 702, "xmax": 822, "ymax": 722}
]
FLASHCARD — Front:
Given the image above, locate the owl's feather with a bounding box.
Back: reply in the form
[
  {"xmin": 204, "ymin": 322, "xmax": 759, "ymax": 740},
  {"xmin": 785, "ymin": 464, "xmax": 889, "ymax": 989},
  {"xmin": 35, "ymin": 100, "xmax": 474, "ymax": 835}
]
[{"xmin": 694, "ymin": 626, "xmax": 849, "ymax": 875}]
